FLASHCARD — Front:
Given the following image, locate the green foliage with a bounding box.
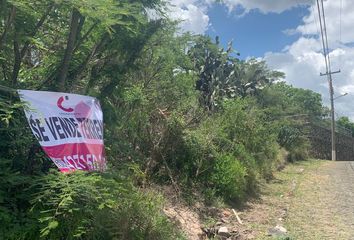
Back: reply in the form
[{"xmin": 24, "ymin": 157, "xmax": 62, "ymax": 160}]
[
  {"xmin": 0, "ymin": 97, "xmax": 23, "ymax": 125},
  {"xmin": 0, "ymin": 159, "xmax": 36, "ymax": 240},
  {"xmin": 257, "ymin": 82, "xmax": 324, "ymax": 161},
  {"xmin": 159, "ymin": 98, "xmax": 280, "ymax": 200},
  {"xmin": 211, "ymin": 154, "xmax": 247, "ymax": 200},
  {"xmin": 1, "ymin": 1, "xmax": 187, "ymax": 238},
  {"xmin": 337, "ymin": 116, "xmax": 354, "ymax": 137},
  {"xmin": 278, "ymin": 124, "xmax": 309, "ymax": 162},
  {"xmin": 0, "ymin": 0, "xmax": 334, "ymax": 237},
  {"xmin": 220, "ymin": 99, "xmax": 279, "ymax": 178},
  {"xmin": 28, "ymin": 171, "xmax": 183, "ymax": 240},
  {"xmin": 188, "ymin": 36, "xmax": 284, "ymax": 110}
]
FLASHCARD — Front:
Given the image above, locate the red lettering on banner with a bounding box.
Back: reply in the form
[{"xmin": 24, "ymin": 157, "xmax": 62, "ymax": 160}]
[{"xmin": 42, "ymin": 143, "xmax": 106, "ymax": 172}]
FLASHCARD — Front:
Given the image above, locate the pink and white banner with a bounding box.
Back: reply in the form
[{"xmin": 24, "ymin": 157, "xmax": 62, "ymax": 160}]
[{"xmin": 18, "ymin": 90, "xmax": 106, "ymax": 172}]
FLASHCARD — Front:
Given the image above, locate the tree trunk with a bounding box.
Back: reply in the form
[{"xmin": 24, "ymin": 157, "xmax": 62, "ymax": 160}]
[
  {"xmin": 12, "ymin": 28, "xmax": 21, "ymax": 86},
  {"xmin": 11, "ymin": 3, "xmax": 54, "ymax": 86},
  {"xmin": 57, "ymin": 8, "xmax": 82, "ymax": 91},
  {"xmin": 71, "ymin": 33, "xmax": 108, "ymax": 87},
  {"xmin": 73, "ymin": 21, "xmax": 98, "ymax": 54},
  {"xmin": 1, "ymin": 63, "xmax": 8, "ymax": 82}
]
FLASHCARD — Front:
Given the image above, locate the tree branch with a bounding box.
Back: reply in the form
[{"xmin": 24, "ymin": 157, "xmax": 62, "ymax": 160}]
[
  {"xmin": 70, "ymin": 33, "xmax": 108, "ymax": 87},
  {"xmin": 20, "ymin": 2, "xmax": 55, "ymax": 57},
  {"xmin": 57, "ymin": 8, "xmax": 82, "ymax": 91},
  {"xmin": 72, "ymin": 21, "xmax": 98, "ymax": 54},
  {"xmin": 1, "ymin": 63, "xmax": 8, "ymax": 82},
  {"xmin": 11, "ymin": 3, "xmax": 54, "ymax": 87},
  {"xmin": 40, "ymin": 21, "xmax": 99, "ymax": 90},
  {"xmin": 12, "ymin": 28, "xmax": 21, "ymax": 86},
  {"xmin": 99, "ymin": 20, "xmax": 162, "ymax": 98}
]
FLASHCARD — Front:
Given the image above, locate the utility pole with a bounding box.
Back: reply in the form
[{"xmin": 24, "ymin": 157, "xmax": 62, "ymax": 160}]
[
  {"xmin": 320, "ymin": 70, "xmax": 340, "ymax": 161},
  {"xmin": 316, "ymin": 0, "xmax": 340, "ymax": 161}
]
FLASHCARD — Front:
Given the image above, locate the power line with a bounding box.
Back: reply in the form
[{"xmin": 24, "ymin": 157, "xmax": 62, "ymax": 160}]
[
  {"xmin": 340, "ymin": 0, "xmax": 342, "ymax": 44},
  {"xmin": 339, "ymin": 0, "xmax": 343, "ymax": 67},
  {"xmin": 312, "ymin": 0, "xmax": 321, "ymax": 39},
  {"xmin": 316, "ymin": 0, "xmax": 329, "ymax": 73},
  {"xmin": 320, "ymin": 0, "xmax": 332, "ymax": 71}
]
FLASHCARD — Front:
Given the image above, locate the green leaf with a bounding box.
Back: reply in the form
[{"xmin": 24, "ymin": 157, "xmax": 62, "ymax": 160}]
[{"xmin": 48, "ymin": 220, "xmax": 59, "ymax": 229}]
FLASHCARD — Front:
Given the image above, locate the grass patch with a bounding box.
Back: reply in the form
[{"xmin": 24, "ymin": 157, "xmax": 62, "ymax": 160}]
[{"xmin": 233, "ymin": 159, "xmax": 329, "ymax": 240}]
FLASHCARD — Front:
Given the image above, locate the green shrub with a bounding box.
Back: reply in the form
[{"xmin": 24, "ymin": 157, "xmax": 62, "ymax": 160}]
[
  {"xmin": 287, "ymin": 142, "xmax": 309, "ymax": 162},
  {"xmin": 180, "ymin": 122, "xmax": 219, "ymax": 183},
  {"xmin": 0, "ymin": 159, "xmax": 37, "ymax": 240},
  {"xmin": 168, "ymin": 98, "xmax": 282, "ymax": 200},
  {"xmin": 211, "ymin": 154, "xmax": 247, "ymax": 200},
  {"xmin": 220, "ymin": 99, "xmax": 279, "ymax": 174},
  {"xmin": 26, "ymin": 171, "xmax": 184, "ymax": 240},
  {"xmin": 231, "ymin": 144, "xmax": 260, "ymax": 193},
  {"xmin": 278, "ymin": 124, "xmax": 310, "ymax": 162}
]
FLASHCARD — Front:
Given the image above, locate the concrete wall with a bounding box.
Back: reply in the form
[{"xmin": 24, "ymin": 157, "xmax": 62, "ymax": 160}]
[{"xmin": 308, "ymin": 124, "xmax": 354, "ymax": 161}]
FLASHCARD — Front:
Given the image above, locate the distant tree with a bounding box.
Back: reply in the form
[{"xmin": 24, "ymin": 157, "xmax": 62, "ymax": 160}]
[
  {"xmin": 258, "ymin": 82, "xmax": 324, "ymax": 119},
  {"xmin": 256, "ymin": 82, "xmax": 326, "ymax": 160},
  {"xmin": 337, "ymin": 116, "xmax": 354, "ymax": 137}
]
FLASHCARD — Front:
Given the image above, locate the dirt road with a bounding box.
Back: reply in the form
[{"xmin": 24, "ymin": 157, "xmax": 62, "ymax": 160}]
[
  {"xmin": 165, "ymin": 160, "xmax": 354, "ymax": 239},
  {"xmin": 285, "ymin": 161, "xmax": 354, "ymax": 239},
  {"xmin": 237, "ymin": 160, "xmax": 354, "ymax": 239}
]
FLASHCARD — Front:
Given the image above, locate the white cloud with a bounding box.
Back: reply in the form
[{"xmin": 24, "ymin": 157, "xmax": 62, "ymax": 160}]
[
  {"xmin": 222, "ymin": 0, "xmax": 311, "ymax": 14},
  {"xmin": 292, "ymin": 0, "xmax": 354, "ymax": 46},
  {"xmin": 283, "ymin": 37, "xmax": 322, "ymax": 57},
  {"xmin": 167, "ymin": 0, "xmax": 210, "ymax": 34},
  {"xmin": 263, "ymin": 0, "xmax": 354, "ymax": 119},
  {"xmin": 264, "ymin": 42, "xmax": 326, "ymax": 93},
  {"xmin": 265, "ymin": 36, "xmax": 354, "ymax": 120},
  {"xmin": 166, "ymin": 0, "xmax": 311, "ymax": 34}
]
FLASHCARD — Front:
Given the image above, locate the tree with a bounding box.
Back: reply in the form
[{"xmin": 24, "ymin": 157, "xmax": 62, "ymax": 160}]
[
  {"xmin": 0, "ymin": 0, "xmax": 163, "ymax": 91},
  {"xmin": 337, "ymin": 116, "xmax": 354, "ymax": 137},
  {"xmin": 258, "ymin": 82, "xmax": 324, "ymax": 119},
  {"xmin": 188, "ymin": 36, "xmax": 284, "ymax": 110},
  {"xmin": 257, "ymin": 82, "xmax": 326, "ymax": 160}
]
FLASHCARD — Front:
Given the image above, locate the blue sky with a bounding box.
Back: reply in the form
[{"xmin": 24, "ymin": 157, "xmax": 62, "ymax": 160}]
[
  {"xmin": 168, "ymin": 0, "xmax": 354, "ymax": 119},
  {"xmin": 206, "ymin": 4, "xmax": 309, "ymax": 58}
]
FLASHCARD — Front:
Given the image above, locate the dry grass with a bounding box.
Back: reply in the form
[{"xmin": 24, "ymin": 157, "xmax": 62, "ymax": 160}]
[
  {"xmin": 285, "ymin": 161, "xmax": 354, "ymax": 240},
  {"xmin": 237, "ymin": 159, "xmax": 354, "ymax": 240}
]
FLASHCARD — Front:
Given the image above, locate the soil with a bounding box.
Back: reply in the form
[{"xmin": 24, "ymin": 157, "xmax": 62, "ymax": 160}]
[{"xmin": 164, "ymin": 202, "xmax": 204, "ymax": 239}]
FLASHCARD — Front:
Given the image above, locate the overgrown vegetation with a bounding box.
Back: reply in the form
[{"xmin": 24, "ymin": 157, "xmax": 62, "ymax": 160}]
[{"xmin": 0, "ymin": 0, "xmax": 328, "ymax": 239}]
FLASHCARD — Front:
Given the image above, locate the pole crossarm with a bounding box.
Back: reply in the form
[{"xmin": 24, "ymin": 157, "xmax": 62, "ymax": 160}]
[{"xmin": 320, "ymin": 70, "xmax": 341, "ymax": 76}]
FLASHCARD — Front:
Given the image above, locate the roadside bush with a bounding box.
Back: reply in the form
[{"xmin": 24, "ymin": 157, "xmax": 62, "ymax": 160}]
[
  {"xmin": 231, "ymin": 144, "xmax": 260, "ymax": 194},
  {"xmin": 179, "ymin": 117, "xmax": 223, "ymax": 184},
  {"xmin": 211, "ymin": 154, "xmax": 247, "ymax": 200},
  {"xmin": 27, "ymin": 170, "xmax": 184, "ymax": 240},
  {"xmin": 217, "ymin": 99, "xmax": 279, "ymax": 178},
  {"xmin": 287, "ymin": 142, "xmax": 309, "ymax": 162},
  {"xmin": 168, "ymin": 98, "xmax": 281, "ymax": 201},
  {"xmin": 278, "ymin": 124, "xmax": 310, "ymax": 162},
  {"xmin": 0, "ymin": 159, "xmax": 37, "ymax": 240}
]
